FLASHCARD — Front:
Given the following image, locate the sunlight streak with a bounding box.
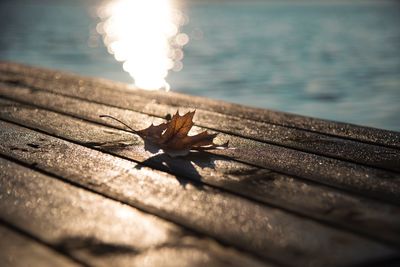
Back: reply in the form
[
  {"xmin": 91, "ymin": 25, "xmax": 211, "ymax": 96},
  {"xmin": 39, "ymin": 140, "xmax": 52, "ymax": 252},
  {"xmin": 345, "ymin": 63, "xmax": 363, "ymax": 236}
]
[{"xmin": 97, "ymin": 0, "xmax": 188, "ymax": 90}]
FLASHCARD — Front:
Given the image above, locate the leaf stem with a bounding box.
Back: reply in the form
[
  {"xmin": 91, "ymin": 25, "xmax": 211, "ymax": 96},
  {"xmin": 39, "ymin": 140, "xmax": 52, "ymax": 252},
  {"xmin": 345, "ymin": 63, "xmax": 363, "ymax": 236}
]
[{"xmin": 99, "ymin": 115, "xmax": 137, "ymax": 133}]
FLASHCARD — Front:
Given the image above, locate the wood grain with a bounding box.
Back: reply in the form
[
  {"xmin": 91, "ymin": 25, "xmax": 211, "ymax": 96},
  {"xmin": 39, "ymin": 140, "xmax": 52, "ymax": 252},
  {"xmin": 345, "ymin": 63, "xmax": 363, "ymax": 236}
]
[
  {"xmin": 0, "ymin": 224, "xmax": 81, "ymax": 267},
  {"xmin": 0, "ymin": 157, "xmax": 267, "ymax": 267},
  {"xmin": 1, "ymin": 62, "xmax": 399, "ymax": 267},
  {"xmin": 0, "ymin": 122, "xmax": 398, "ymax": 267},
  {"xmin": 1, "ymin": 61, "xmax": 399, "ymax": 149},
  {"xmin": 0, "ymin": 88, "xmax": 399, "ymax": 206},
  {"xmin": 1, "ymin": 98, "xmax": 400, "ymax": 247}
]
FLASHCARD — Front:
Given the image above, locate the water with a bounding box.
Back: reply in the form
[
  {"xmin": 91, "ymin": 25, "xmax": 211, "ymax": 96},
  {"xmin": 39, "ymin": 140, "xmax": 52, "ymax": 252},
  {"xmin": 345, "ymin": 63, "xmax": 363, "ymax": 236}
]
[{"xmin": 1, "ymin": 0, "xmax": 399, "ymax": 131}]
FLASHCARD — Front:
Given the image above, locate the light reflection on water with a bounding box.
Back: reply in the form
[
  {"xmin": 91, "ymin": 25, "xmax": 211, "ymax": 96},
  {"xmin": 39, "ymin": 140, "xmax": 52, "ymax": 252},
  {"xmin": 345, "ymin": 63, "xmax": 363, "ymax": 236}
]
[
  {"xmin": 97, "ymin": 0, "xmax": 188, "ymax": 90},
  {"xmin": 0, "ymin": 1, "xmax": 399, "ymax": 130}
]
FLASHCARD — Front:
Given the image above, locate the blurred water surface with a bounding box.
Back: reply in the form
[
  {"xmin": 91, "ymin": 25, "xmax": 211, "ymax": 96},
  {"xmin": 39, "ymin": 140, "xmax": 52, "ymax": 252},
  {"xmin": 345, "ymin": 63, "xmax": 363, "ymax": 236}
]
[{"xmin": 1, "ymin": 0, "xmax": 399, "ymax": 131}]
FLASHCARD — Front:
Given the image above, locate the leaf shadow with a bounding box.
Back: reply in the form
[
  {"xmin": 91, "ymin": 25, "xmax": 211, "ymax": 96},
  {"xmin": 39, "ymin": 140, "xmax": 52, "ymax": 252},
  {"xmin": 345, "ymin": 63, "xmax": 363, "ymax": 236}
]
[
  {"xmin": 94, "ymin": 139, "xmax": 218, "ymax": 189},
  {"xmin": 135, "ymin": 151, "xmax": 217, "ymax": 189},
  {"xmin": 56, "ymin": 236, "xmax": 138, "ymax": 256}
]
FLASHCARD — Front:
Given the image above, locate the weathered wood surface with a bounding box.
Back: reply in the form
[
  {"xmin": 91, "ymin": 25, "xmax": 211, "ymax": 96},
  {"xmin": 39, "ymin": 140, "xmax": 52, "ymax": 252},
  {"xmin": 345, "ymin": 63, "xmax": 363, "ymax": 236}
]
[
  {"xmin": 0, "ymin": 62, "xmax": 399, "ymax": 267},
  {"xmin": 1, "ymin": 99, "xmax": 400, "ymax": 248},
  {"xmin": 2, "ymin": 121, "xmax": 397, "ymax": 267},
  {"xmin": 0, "ymin": 84, "xmax": 399, "ymax": 205},
  {"xmin": 1, "ymin": 62, "xmax": 399, "ymax": 149},
  {"xmin": 0, "ymin": 76, "xmax": 399, "ymax": 173},
  {"xmin": 0, "ymin": 224, "xmax": 81, "ymax": 267},
  {"xmin": 0, "ymin": 158, "xmax": 266, "ymax": 267}
]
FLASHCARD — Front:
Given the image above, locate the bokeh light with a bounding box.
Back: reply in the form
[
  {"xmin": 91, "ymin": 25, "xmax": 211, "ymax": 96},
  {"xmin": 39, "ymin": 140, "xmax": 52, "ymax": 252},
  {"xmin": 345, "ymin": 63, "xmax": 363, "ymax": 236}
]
[{"xmin": 97, "ymin": 0, "xmax": 188, "ymax": 90}]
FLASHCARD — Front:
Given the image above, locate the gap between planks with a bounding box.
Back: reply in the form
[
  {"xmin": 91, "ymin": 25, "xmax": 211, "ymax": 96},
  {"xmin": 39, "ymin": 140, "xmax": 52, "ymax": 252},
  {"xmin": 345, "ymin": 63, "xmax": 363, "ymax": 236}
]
[
  {"xmin": 0, "ymin": 82, "xmax": 399, "ymax": 174},
  {"xmin": 0, "ymin": 156, "xmax": 271, "ymax": 267},
  {"xmin": 0, "ymin": 62, "xmax": 399, "ymax": 149},
  {"xmin": 0, "ymin": 121, "xmax": 398, "ymax": 267},
  {"xmin": 1, "ymin": 98, "xmax": 400, "ymax": 248},
  {"xmin": 0, "ymin": 221, "xmax": 86, "ymax": 267},
  {"xmin": 0, "ymin": 92, "xmax": 399, "ymax": 208}
]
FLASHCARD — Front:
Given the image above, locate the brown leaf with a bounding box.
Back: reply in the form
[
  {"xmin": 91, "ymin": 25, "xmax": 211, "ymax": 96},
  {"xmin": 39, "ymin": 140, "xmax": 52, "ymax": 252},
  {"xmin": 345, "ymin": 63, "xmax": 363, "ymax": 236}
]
[{"xmin": 100, "ymin": 111, "xmax": 228, "ymax": 157}]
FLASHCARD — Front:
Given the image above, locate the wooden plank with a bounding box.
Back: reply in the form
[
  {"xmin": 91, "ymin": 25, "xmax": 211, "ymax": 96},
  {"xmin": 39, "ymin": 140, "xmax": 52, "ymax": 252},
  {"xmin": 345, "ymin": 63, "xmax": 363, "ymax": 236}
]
[
  {"xmin": 1, "ymin": 99, "xmax": 400, "ymax": 247},
  {"xmin": 0, "ymin": 122, "xmax": 398, "ymax": 267},
  {"xmin": 0, "ymin": 91, "xmax": 399, "ymax": 207},
  {"xmin": 0, "ymin": 224, "xmax": 81, "ymax": 267},
  {"xmin": 1, "ymin": 83, "xmax": 399, "ymax": 173},
  {"xmin": 0, "ymin": 61, "xmax": 399, "ymax": 149},
  {"xmin": 1, "ymin": 74, "xmax": 400, "ymax": 172},
  {"xmin": 0, "ymin": 157, "xmax": 268, "ymax": 267}
]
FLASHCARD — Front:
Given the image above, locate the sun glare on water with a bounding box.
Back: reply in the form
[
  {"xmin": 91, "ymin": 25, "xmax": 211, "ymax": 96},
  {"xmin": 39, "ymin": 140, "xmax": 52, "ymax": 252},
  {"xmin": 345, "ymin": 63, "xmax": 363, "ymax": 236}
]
[{"xmin": 97, "ymin": 0, "xmax": 188, "ymax": 90}]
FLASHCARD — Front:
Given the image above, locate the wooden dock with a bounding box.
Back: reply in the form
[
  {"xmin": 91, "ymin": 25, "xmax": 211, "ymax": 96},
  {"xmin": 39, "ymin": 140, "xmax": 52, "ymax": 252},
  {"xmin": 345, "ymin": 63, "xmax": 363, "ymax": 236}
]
[{"xmin": 0, "ymin": 61, "xmax": 399, "ymax": 267}]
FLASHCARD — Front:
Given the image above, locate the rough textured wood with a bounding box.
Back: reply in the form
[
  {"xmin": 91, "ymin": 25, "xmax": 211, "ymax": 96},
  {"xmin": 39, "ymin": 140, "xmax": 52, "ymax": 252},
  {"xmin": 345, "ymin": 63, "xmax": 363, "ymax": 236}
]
[
  {"xmin": 0, "ymin": 91, "xmax": 399, "ymax": 207},
  {"xmin": 0, "ymin": 158, "xmax": 267, "ymax": 267},
  {"xmin": 1, "ymin": 83, "xmax": 399, "ymax": 173},
  {"xmin": 1, "ymin": 62, "xmax": 400, "ymax": 267},
  {"xmin": 0, "ymin": 122, "xmax": 397, "ymax": 267},
  {"xmin": 1, "ymin": 99, "xmax": 400, "ymax": 247},
  {"xmin": 0, "ymin": 224, "xmax": 81, "ymax": 267},
  {"xmin": 1, "ymin": 62, "xmax": 399, "ymax": 149}
]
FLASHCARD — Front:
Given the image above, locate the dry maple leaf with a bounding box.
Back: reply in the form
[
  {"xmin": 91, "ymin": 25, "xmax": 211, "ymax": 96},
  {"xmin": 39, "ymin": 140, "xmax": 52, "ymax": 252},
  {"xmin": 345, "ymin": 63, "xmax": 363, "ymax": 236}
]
[{"xmin": 100, "ymin": 110, "xmax": 228, "ymax": 157}]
